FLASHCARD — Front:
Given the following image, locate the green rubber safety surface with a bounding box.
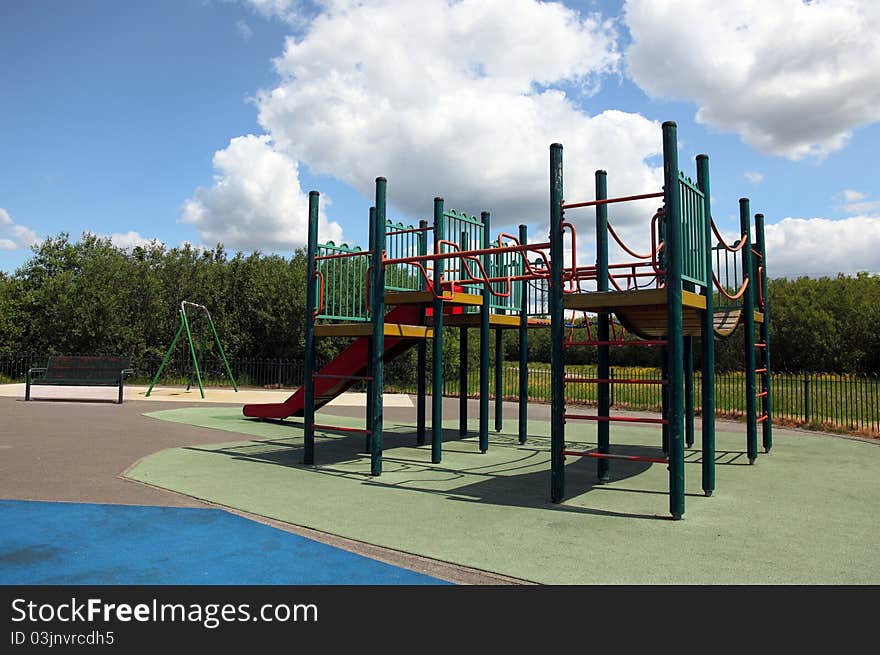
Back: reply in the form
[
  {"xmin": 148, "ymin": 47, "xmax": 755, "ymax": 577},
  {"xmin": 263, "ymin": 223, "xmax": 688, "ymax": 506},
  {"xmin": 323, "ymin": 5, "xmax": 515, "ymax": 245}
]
[{"xmin": 130, "ymin": 407, "xmax": 880, "ymax": 584}]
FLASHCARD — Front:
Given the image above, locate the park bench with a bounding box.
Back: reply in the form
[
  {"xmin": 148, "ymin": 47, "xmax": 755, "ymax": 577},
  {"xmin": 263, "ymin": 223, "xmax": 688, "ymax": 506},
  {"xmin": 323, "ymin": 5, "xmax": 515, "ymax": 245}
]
[{"xmin": 26, "ymin": 356, "xmax": 133, "ymax": 404}]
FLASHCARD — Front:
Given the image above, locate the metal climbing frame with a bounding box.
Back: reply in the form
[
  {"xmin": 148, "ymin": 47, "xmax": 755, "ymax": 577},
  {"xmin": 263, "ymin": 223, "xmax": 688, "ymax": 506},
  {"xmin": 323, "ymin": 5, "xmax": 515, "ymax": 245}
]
[{"xmin": 549, "ymin": 121, "xmax": 772, "ymax": 520}]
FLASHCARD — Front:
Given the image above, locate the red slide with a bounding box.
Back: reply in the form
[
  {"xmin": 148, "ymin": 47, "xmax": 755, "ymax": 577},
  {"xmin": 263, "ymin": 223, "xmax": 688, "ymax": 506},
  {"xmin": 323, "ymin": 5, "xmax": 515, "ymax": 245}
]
[{"xmin": 242, "ymin": 304, "xmax": 424, "ymax": 420}]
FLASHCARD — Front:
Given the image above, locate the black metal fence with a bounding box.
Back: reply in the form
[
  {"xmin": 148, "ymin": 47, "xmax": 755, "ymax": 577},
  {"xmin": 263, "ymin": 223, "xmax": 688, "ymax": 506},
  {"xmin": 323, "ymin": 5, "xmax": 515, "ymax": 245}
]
[
  {"xmin": 399, "ymin": 365, "xmax": 880, "ymax": 437},
  {"xmin": 0, "ymin": 352, "xmax": 305, "ymax": 390},
  {"xmin": 2, "ymin": 353, "xmax": 877, "ymax": 436}
]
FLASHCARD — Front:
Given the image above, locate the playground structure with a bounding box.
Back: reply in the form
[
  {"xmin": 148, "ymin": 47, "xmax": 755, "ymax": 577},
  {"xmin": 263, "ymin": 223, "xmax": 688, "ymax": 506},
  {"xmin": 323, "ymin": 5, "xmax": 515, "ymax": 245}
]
[
  {"xmin": 146, "ymin": 301, "xmax": 238, "ymax": 399},
  {"xmin": 242, "ymin": 121, "xmax": 772, "ymax": 520}
]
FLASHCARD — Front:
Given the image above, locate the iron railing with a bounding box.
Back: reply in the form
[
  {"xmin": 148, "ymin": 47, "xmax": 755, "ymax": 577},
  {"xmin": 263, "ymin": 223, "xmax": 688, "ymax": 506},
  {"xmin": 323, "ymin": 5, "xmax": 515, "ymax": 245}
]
[{"xmin": 2, "ymin": 353, "xmax": 876, "ymax": 436}]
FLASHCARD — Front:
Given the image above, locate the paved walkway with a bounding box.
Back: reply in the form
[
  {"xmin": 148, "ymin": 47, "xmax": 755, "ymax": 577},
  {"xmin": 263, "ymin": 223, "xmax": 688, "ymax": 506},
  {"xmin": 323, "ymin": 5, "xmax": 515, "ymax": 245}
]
[
  {"xmin": 0, "ymin": 391, "xmax": 521, "ymax": 584},
  {"xmin": 0, "ymin": 383, "xmax": 413, "ymax": 407}
]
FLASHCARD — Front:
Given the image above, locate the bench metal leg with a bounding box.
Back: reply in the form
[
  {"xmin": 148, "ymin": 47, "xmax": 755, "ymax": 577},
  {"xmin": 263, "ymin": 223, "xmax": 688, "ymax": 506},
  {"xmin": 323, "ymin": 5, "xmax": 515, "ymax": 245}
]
[
  {"xmin": 25, "ymin": 378, "xmax": 31, "ymax": 401},
  {"xmin": 118, "ymin": 379, "xmax": 124, "ymax": 404}
]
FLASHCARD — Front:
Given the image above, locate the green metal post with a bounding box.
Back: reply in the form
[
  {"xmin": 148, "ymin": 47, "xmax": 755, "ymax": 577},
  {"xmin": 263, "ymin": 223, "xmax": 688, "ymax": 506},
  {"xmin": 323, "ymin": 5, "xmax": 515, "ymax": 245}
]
[
  {"xmin": 595, "ymin": 169, "xmax": 611, "ymax": 483},
  {"xmin": 459, "ymin": 230, "xmax": 469, "ymax": 437},
  {"xmin": 518, "ymin": 224, "xmax": 529, "ymax": 445},
  {"xmin": 696, "ymin": 154, "xmax": 715, "ymax": 496},
  {"xmin": 370, "ymin": 178, "xmax": 387, "ymax": 476},
  {"xmin": 755, "ymin": 212, "xmax": 773, "ymax": 453},
  {"xmin": 206, "ymin": 314, "xmax": 238, "ymax": 391},
  {"xmin": 460, "ymin": 326, "xmax": 469, "ymax": 436},
  {"xmin": 417, "ymin": 219, "xmax": 428, "ymax": 445},
  {"xmin": 185, "ymin": 335, "xmax": 205, "ymax": 392},
  {"xmin": 479, "ymin": 211, "xmax": 491, "ymax": 452},
  {"xmin": 145, "ymin": 319, "xmax": 184, "ymax": 397},
  {"xmin": 684, "ymin": 336, "xmax": 694, "ymax": 448},
  {"xmin": 494, "ymin": 327, "xmax": 503, "ymax": 432},
  {"xmin": 550, "ymin": 143, "xmax": 565, "ymax": 503},
  {"xmin": 740, "ymin": 198, "xmax": 758, "ymax": 464},
  {"xmin": 662, "ymin": 121, "xmax": 685, "ymax": 520},
  {"xmin": 303, "ymin": 191, "xmax": 319, "ymax": 465},
  {"xmin": 366, "ymin": 206, "xmax": 377, "ymax": 454},
  {"xmin": 661, "ymin": 351, "xmax": 669, "ymax": 454},
  {"xmin": 181, "ymin": 308, "xmax": 205, "ymax": 398},
  {"xmin": 432, "ymin": 197, "xmax": 445, "ymax": 464}
]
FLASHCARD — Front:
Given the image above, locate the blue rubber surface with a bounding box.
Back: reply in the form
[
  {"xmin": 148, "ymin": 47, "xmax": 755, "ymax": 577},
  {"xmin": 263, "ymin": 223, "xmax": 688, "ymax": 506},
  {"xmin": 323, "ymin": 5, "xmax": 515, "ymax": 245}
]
[{"xmin": 0, "ymin": 500, "xmax": 448, "ymax": 585}]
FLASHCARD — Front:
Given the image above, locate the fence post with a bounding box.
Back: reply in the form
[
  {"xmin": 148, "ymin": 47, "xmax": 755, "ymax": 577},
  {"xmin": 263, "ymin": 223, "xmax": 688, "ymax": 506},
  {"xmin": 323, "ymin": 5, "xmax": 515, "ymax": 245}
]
[{"xmin": 803, "ymin": 370, "xmax": 810, "ymax": 425}]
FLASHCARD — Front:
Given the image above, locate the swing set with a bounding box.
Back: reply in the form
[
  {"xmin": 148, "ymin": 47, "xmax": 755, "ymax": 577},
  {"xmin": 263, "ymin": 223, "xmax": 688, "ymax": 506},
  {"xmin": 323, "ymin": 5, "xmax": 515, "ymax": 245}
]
[{"xmin": 145, "ymin": 301, "xmax": 237, "ymax": 398}]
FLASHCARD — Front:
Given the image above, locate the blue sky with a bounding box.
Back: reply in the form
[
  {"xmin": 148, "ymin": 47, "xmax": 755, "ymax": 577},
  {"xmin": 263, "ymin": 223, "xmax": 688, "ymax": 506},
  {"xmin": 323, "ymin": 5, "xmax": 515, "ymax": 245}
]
[{"xmin": 2, "ymin": 0, "xmax": 879, "ymax": 278}]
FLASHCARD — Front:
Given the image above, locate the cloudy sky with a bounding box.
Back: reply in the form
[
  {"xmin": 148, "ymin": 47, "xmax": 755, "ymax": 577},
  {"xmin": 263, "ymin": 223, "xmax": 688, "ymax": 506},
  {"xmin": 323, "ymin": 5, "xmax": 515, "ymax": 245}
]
[{"xmin": 2, "ymin": 0, "xmax": 879, "ymax": 278}]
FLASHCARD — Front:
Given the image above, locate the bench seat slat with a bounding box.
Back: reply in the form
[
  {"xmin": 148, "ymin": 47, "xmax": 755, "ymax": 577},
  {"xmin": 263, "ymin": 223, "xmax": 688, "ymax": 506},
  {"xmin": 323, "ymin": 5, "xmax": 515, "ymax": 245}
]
[{"xmin": 27, "ymin": 356, "xmax": 132, "ymax": 403}]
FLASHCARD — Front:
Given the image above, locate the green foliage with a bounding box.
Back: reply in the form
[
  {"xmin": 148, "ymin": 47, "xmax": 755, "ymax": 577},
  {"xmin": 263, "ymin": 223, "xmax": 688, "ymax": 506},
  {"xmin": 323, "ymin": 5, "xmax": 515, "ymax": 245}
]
[
  {"xmin": 3, "ymin": 232, "xmax": 310, "ymax": 365},
  {"xmin": 2, "ymin": 234, "xmax": 879, "ymax": 374},
  {"xmin": 762, "ymin": 273, "xmax": 880, "ymax": 373}
]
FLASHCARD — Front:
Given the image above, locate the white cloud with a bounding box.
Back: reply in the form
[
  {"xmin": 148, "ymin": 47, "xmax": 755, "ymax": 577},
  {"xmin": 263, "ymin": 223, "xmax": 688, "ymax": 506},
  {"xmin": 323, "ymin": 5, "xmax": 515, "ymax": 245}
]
[
  {"xmin": 0, "ymin": 208, "xmax": 39, "ymax": 250},
  {"xmin": 764, "ymin": 215, "xmax": 880, "ymax": 277},
  {"xmin": 836, "ymin": 189, "xmax": 880, "ymax": 215},
  {"xmin": 841, "ymin": 189, "xmax": 867, "ymax": 203},
  {"xmin": 236, "ymin": 19, "xmax": 254, "ymax": 41},
  {"xmin": 744, "ymin": 171, "xmax": 763, "ymax": 184},
  {"xmin": 108, "ymin": 231, "xmax": 158, "ymax": 250},
  {"xmin": 625, "ymin": 0, "xmax": 880, "ymax": 159},
  {"xmin": 252, "ymin": 0, "xmax": 668, "ymax": 249},
  {"xmin": 240, "ymin": 0, "xmax": 303, "ymax": 23},
  {"xmin": 181, "ymin": 134, "xmax": 342, "ymax": 251}
]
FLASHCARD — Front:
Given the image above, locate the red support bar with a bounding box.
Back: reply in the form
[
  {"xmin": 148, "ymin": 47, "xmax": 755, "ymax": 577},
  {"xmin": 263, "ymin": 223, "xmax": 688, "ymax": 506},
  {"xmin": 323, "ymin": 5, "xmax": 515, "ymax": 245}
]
[
  {"xmin": 757, "ymin": 414, "xmax": 769, "ymax": 423},
  {"xmin": 563, "ymin": 449, "xmax": 668, "ymax": 464},
  {"xmin": 563, "ymin": 414, "xmax": 669, "ymax": 425},
  {"xmin": 755, "ymin": 343, "xmax": 767, "ymax": 348},
  {"xmin": 383, "ymin": 241, "xmax": 550, "ymax": 267},
  {"xmin": 756, "ymin": 391, "xmax": 768, "ymax": 398},
  {"xmin": 561, "ymin": 191, "xmax": 663, "ymax": 210},
  {"xmin": 312, "ymin": 423, "xmax": 371, "ymax": 434},
  {"xmin": 565, "ymin": 377, "xmax": 667, "ymax": 385},
  {"xmin": 755, "ymin": 368, "xmax": 767, "ymax": 374}
]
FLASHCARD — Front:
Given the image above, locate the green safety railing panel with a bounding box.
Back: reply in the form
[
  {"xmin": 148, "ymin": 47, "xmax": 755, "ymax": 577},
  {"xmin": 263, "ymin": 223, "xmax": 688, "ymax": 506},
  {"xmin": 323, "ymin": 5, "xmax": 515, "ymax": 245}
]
[
  {"xmin": 527, "ymin": 274, "xmax": 550, "ymax": 317},
  {"xmin": 679, "ymin": 173, "xmax": 708, "ymax": 287},
  {"xmin": 315, "ymin": 241, "xmax": 371, "ymax": 322},
  {"xmin": 385, "ymin": 220, "xmax": 425, "ymax": 292},
  {"xmin": 489, "ymin": 237, "xmax": 523, "ymax": 315},
  {"xmin": 712, "ymin": 240, "xmax": 744, "ymax": 310},
  {"xmin": 441, "ymin": 209, "xmax": 484, "ymax": 299}
]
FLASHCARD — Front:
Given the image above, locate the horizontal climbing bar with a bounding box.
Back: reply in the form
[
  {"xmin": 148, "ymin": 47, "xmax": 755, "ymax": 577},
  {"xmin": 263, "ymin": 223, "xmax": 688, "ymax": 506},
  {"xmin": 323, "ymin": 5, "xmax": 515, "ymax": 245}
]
[
  {"xmin": 561, "ymin": 191, "xmax": 664, "ymax": 210},
  {"xmin": 563, "ymin": 449, "xmax": 669, "ymax": 464},
  {"xmin": 563, "ymin": 414, "xmax": 669, "ymax": 425},
  {"xmin": 756, "ymin": 391, "xmax": 768, "ymax": 398},
  {"xmin": 755, "ymin": 343, "xmax": 767, "ymax": 348},
  {"xmin": 565, "ymin": 377, "xmax": 668, "ymax": 385},
  {"xmin": 757, "ymin": 415, "xmax": 769, "ymax": 424},
  {"xmin": 312, "ymin": 423, "xmax": 371, "ymax": 434},
  {"xmin": 383, "ymin": 241, "xmax": 550, "ymax": 267},
  {"xmin": 755, "ymin": 368, "xmax": 767, "ymax": 374}
]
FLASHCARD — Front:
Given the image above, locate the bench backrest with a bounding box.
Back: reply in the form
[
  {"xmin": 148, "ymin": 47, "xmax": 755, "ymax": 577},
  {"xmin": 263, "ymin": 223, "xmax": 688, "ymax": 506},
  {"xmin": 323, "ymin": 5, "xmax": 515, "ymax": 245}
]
[{"xmin": 44, "ymin": 356, "xmax": 131, "ymax": 382}]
